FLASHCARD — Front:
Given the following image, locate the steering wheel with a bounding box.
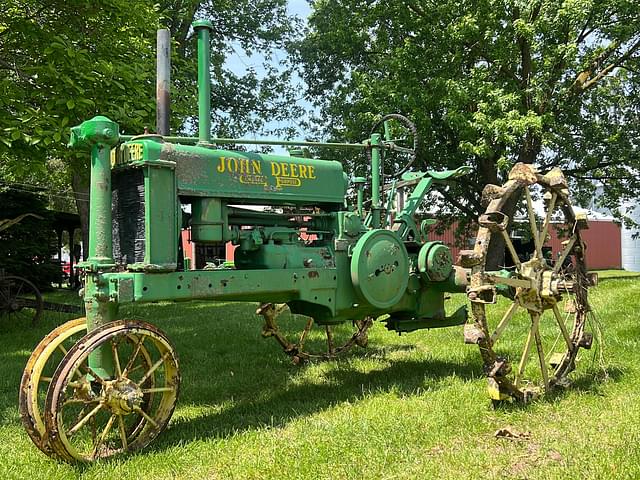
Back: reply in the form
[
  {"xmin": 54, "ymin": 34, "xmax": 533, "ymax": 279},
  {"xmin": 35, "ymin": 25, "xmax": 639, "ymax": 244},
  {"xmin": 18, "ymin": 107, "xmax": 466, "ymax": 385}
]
[{"xmin": 368, "ymin": 113, "xmax": 420, "ymax": 179}]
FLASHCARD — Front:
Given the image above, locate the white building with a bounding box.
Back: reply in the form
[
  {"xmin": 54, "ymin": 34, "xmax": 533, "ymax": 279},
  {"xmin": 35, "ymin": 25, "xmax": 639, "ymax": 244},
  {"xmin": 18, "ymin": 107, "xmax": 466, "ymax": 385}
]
[{"xmin": 621, "ymin": 200, "xmax": 640, "ymax": 272}]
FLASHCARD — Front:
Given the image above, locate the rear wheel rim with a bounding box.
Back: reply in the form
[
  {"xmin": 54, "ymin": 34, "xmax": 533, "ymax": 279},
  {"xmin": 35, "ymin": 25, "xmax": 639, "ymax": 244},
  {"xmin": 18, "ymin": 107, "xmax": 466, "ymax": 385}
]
[{"xmin": 469, "ymin": 164, "xmax": 592, "ymax": 402}]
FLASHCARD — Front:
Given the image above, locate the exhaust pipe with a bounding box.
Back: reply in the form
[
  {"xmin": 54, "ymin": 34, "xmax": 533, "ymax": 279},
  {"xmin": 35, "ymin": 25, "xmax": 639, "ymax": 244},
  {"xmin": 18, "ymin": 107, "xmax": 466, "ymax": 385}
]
[{"xmin": 156, "ymin": 28, "xmax": 171, "ymax": 136}]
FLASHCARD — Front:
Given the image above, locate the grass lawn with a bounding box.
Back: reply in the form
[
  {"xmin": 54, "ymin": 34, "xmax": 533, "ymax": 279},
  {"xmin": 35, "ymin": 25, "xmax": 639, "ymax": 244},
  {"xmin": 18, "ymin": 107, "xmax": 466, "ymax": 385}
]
[
  {"xmin": 593, "ymin": 269, "xmax": 640, "ymax": 280},
  {"xmin": 0, "ymin": 276, "xmax": 639, "ymax": 479}
]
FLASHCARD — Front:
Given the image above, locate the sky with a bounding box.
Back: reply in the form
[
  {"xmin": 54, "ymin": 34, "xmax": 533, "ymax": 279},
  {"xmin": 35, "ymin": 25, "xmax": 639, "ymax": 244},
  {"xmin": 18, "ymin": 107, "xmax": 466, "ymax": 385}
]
[{"xmin": 223, "ymin": 0, "xmax": 312, "ymax": 153}]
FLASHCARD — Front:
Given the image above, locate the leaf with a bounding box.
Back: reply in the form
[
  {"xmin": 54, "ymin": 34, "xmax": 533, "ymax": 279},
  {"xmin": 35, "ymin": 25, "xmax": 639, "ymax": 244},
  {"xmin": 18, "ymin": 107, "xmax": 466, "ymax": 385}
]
[{"xmin": 66, "ymin": 99, "xmax": 75, "ymax": 110}]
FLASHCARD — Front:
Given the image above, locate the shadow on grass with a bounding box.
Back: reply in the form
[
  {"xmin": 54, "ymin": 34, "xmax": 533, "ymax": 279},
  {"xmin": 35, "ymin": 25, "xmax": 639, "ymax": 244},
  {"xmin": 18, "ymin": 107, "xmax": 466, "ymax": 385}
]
[
  {"xmin": 0, "ymin": 299, "xmax": 619, "ymax": 464},
  {"xmin": 491, "ymin": 365, "xmax": 626, "ymax": 413},
  {"xmin": 149, "ymin": 355, "xmax": 480, "ymax": 454}
]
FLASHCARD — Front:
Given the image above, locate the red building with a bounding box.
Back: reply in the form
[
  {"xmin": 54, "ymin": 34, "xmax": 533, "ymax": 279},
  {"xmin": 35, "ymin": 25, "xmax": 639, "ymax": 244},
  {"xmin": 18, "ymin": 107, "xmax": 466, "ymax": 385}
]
[{"xmin": 181, "ymin": 218, "xmax": 622, "ymax": 271}]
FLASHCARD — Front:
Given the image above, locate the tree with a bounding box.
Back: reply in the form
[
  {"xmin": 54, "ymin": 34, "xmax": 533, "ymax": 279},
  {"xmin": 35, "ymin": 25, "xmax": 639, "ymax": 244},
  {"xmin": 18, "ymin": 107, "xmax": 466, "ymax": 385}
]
[
  {"xmin": 294, "ymin": 0, "xmax": 640, "ymax": 260},
  {"xmin": 0, "ymin": 0, "xmax": 162, "ymax": 254},
  {"xmin": 157, "ymin": 0, "xmax": 304, "ymax": 138},
  {"xmin": 0, "ymin": 1, "xmax": 302, "ymax": 258}
]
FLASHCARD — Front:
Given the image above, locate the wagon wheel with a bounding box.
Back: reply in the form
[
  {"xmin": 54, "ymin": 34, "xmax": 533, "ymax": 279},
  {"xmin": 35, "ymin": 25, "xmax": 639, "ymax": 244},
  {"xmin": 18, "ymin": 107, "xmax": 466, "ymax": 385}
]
[
  {"xmin": 465, "ymin": 163, "xmax": 592, "ymax": 403},
  {"xmin": 19, "ymin": 318, "xmax": 87, "ymax": 457},
  {"xmin": 369, "ymin": 113, "xmax": 419, "ymax": 179},
  {"xmin": 257, "ymin": 303, "xmax": 373, "ymax": 363},
  {"xmin": 0, "ymin": 275, "xmax": 43, "ymax": 326},
  {"xmin": 44, "ymin": 320, "xmax": 180, "ymax": 462}
]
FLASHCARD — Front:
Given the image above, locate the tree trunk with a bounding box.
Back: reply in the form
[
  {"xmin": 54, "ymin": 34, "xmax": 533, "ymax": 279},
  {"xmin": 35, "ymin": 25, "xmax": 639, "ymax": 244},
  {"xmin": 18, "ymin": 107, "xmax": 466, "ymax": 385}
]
[
  {"xmin": 71, "ymin": 171, "xmax": 90, "ymax": 261},
  {"xmin": 484, "ymin": 133, "xmax": 541, "ymax": 270},
  {"xmin": 484, "ymin": 191, "xmax": 521, "ymax": 270}
]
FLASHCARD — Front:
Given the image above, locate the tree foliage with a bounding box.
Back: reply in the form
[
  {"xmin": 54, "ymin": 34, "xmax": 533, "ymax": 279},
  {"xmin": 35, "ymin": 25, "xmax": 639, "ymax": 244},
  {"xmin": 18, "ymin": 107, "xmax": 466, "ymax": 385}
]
[
  {"xmin": 294, "ymin": 0, "xmax": 640, "ymax": 226},
  {"xmin": 0, "ymin": 1, "xmax": 159, "ymax": 163},
  {"xmin": 0, "ymin": 0, "xmax": 301, "ymax": 161},
  {"xmin": 0, "ymin": 0, "xmax": 302, "ymax": 264},
  {"xmin": 157, "ymin": 0, "xmax": 303, "ymax": 138}
]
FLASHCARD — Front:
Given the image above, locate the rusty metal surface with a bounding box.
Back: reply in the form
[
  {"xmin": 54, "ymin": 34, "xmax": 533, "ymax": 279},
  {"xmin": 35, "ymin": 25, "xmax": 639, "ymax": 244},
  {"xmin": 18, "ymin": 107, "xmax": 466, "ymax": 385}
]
[
  {"xmin": 19, "ymin": 318, "xmax": 87, "ymax": 458},
  {"xmin": 156, "ymin": 29, "xmax": 171, "ymax": 136},
  {"xmin": 42, "ymin": 320, "xmax": 180, "ymax": 462},
  {"xmin": 467, "ymin": 162, "xmax": 592, "ymax": 403},
  {"xmin": 257, "ymin": 303, "xmax": 372, "ymax": 363}
]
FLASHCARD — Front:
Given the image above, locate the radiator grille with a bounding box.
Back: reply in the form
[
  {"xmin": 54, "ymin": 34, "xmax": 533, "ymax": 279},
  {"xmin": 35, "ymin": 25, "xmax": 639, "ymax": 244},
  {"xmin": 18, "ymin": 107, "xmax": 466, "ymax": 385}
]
[{"xmin": 112, "ymin": 169, "xmax": 145, "ymax": 265}]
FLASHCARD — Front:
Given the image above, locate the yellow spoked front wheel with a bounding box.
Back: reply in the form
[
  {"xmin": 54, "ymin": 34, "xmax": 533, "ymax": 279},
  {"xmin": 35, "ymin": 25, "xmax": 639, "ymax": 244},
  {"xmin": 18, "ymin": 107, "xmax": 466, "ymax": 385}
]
[
  {"xmin": 19, "ymin": 317, "xmax": 87, "ymax": 457},
  {"xmin": 44, "ymin": 320, "xmax": 180, "ymax": 462}
]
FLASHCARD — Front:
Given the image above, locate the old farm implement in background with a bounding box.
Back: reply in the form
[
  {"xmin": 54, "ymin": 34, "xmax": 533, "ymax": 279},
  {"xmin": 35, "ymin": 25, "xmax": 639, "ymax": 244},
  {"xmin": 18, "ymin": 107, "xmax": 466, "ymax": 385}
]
[
  {"xmin": 19, "ymin": 22, "xmax": 595, "ymax": 462},
  {"xmin": 0, "ymin": 215, "xmax": 83, "ymax": 327}
]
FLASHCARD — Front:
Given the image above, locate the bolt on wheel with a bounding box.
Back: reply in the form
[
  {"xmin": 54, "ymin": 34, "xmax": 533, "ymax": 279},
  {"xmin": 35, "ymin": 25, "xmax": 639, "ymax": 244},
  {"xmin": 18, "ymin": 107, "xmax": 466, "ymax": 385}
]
[
  {"xmin": 19, "ymin": 318, "xmax": 87, "ymax": 457},
  {"xmin": 44, "ymin": 320, "xmax": 180, "ymax": 462},
  {"xmin": 465, "ymin": 164, "xmax": 593, "ymax": 403}
]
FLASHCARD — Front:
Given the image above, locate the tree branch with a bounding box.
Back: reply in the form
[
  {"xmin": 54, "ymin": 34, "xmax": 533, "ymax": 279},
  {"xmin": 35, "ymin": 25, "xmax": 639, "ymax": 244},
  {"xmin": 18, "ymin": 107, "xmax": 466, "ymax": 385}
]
[
  {"xmin": 433, "ymin": 182, "xmax": 480, "ymax": 219},
  {"xmin": 580, "ymin": 37, "xmax": 640, "ymax": 91},
  {"xmin": 403, "ymin": 0, "xmax": 427, "ymax": 18},
  {"xmin": 575, "ymin": 175, "xmax": 632, "ymax": 181}
]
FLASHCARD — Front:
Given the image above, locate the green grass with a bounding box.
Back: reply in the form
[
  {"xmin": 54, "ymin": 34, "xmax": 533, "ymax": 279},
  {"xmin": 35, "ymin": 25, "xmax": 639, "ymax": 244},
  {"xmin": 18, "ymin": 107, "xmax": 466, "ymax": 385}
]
[
  {"xmin": 594, "ymin": 269, "xmax": 640, "ymax": 280},
  {"xmin": 1, "ymin": 278, "xmax": 639, "ymax": 479}
]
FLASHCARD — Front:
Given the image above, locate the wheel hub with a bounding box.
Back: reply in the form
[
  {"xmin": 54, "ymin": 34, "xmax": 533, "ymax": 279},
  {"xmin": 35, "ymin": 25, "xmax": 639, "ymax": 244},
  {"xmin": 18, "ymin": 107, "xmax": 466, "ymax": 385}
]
[{"xmin": 103, "ymin": 378, "xmax": 143, "ymax": 415}]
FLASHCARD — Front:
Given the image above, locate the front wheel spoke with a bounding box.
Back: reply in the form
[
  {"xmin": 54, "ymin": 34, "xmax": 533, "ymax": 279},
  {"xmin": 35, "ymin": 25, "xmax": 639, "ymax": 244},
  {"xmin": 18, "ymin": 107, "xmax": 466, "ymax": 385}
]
[
  {"xmin": 141, "ymin": 386, "xmax": 175, "ymax": 394},
  {"xmin": 117, "ymin": 414, "xmax": 128, "ymax": 451},
  {"xmin": 133, "ymin": 406, "xmax": 158, "ymax": 428},
  {"xmin": 63, "ymin": 397, "xmax": 99, "ymax": 408},
  {"xmin": 552, "ymin": 304, "xmax": 573, "ymax": 350},
  {"xmin": 92, "ymin": 414, "xmax": 116, "ymax": 458},
  {"xmin": 137, "ymin": 352, "xmax": 170, "ymax": 387},
  {"xmin": 122, "ymin": 336, "xmax": 145, "ymax": 378},
  {"xmin": 111, "ymin": 340, "xmax": 122, "ymax": 377},
  {"xmin": 79, "ymin": 364, "xmax": 107, "ymax": 386},
  {"xmin": 68, "ymin": 402, "xmax": 103, "ymax": 436},
  {"xmin": 491, "ymin": 302, "xmax": 519, "ymax": 343},
  {"xmin": 125, "ymin": 363, "xmax": 145, "ymax": 376}
]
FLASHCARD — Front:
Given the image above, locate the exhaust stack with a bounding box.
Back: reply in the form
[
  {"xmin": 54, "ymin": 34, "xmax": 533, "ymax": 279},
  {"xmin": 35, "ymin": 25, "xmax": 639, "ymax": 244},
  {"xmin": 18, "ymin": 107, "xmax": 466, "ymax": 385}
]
[{"xmin": 156, "ymin": 28, "xmax": 171, "ymax": 136}]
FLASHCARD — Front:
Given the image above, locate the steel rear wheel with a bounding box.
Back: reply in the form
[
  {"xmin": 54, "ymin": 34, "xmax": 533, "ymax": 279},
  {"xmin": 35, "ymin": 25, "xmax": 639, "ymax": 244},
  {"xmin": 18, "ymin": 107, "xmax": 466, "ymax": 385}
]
[
  {"xmin": 465, "ymin": 163, "xmax": 593, "ymax": 403},
  {"xmin": 44, "ymin": 320, "xmax": 180, "ymax": 462},
  {"xmin": 19, "ymin": 318, "xmax": 87, "ymax": 457},
  {"xmin": 257, "ymin": 303, "xmax": 373, "ymax": 363}
]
